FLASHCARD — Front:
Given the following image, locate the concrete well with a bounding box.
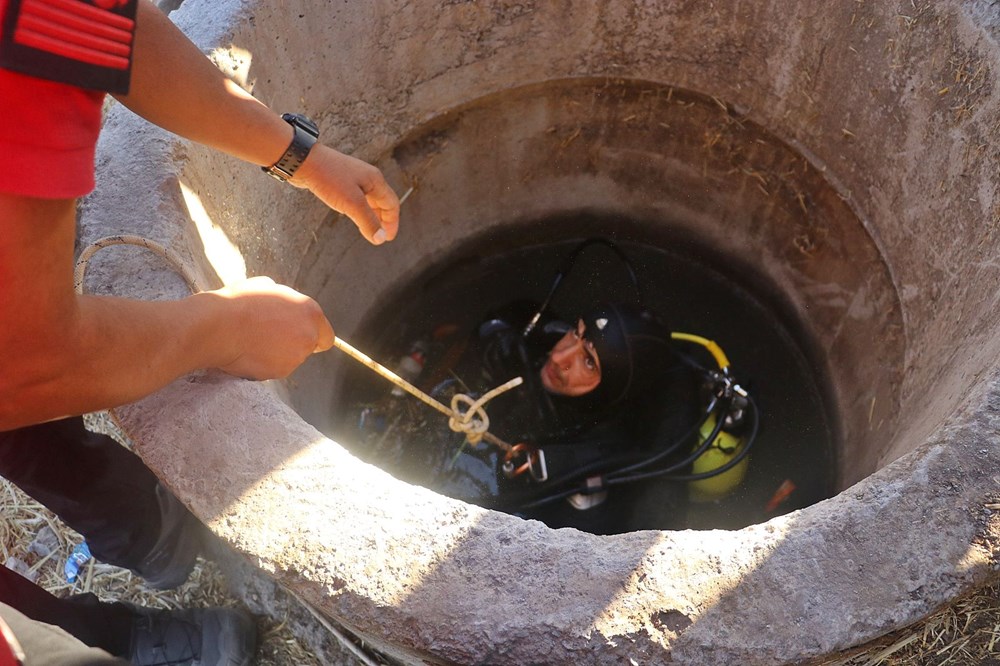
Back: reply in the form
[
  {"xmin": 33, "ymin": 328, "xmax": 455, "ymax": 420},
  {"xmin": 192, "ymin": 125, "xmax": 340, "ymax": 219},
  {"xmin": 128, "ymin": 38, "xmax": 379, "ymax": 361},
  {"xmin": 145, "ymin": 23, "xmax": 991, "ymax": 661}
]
[{"xmin": 79, "ymin": 1, "xmax": 1000, "ymax": 664}]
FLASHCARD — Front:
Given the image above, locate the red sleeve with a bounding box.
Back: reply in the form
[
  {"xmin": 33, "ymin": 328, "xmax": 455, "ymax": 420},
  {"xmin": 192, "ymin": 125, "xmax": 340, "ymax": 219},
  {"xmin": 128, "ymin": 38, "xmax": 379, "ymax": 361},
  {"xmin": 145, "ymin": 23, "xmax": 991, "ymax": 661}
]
[
  {"xmin": 0, "ymin": 0, "xmax": 108, "ymax": 199},
  {"xmin": 0, "ymin": 63, "xmax": 105, "ymax": 198}
]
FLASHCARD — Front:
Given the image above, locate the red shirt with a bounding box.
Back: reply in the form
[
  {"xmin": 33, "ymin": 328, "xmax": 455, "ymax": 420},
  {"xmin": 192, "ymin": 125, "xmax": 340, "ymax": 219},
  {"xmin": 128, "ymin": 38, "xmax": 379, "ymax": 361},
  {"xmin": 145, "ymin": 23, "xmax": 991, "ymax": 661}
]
[{"xmin": 0, "ymin": 0, "xmax": 119, "ymax": 198}]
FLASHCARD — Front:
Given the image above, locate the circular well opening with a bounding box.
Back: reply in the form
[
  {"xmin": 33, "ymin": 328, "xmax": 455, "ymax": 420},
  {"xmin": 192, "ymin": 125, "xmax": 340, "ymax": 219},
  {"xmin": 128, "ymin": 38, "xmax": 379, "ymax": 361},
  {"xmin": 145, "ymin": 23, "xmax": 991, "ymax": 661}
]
[
  {"xmin": 328, "ymin": 223, "xmax": 838, "ymax": 533},
  {"xmin": 294, "ymin": 79, "xmax": 902, "ymax": 513}
]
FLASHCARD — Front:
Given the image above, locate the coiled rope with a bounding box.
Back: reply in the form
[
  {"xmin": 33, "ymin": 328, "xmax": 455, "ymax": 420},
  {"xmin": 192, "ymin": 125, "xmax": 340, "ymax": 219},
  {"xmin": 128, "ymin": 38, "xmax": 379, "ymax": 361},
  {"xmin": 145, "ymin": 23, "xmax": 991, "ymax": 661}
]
[
  {"xmin": 74, "ymin": 234, "xmax": 202, "ymax": 293},
  {"xmin": 74, "ymin": 234, "xmax": 521, "ymax": 449}
]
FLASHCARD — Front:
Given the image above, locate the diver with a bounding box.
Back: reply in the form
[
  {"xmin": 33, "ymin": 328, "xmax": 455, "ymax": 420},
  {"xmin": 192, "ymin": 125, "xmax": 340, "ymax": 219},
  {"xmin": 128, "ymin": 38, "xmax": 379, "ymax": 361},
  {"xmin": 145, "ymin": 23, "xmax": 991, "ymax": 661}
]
[
  {"xmin": 354, "ymin": 239, "xmax": 757, "ymax": 535},
  {"xmin": 458, "ymin": 300, "xmax": 708, "ymax": 533}
]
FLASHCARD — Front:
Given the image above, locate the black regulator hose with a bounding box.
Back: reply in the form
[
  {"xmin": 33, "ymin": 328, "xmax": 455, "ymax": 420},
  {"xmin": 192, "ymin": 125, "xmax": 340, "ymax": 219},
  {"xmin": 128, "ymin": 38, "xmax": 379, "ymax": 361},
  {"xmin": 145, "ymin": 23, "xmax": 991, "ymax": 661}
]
[
  {"xmin": 503, "ymin": 399, "xmax": 721, "ymax": 511},
  {"xmin": 593, "ymin": 339, "xmax": 742, "ymax": 482},
  {"xmin": 607, "ymin": 393, "xmax": 759, "ymax": 486},
  {"xmin": 523, "ymin": 237, "xmax": 642, "ymax": 337},
  {"xmin": 491, "ymin": 446, "xmax": 655, "ymax": 511},
  {"xmin": 607, "ymin": 395, "xmax": 722, "ymax": 479},
  {"xmin": 509, "ymin": 394, "xmax": 759, "ymax": 510}
]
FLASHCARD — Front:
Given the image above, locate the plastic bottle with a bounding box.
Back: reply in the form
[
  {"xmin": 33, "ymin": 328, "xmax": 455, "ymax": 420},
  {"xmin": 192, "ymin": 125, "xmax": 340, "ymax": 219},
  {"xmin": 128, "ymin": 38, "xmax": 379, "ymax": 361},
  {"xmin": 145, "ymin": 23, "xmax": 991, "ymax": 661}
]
[
  {"xmin": 391, "ymin": 342, "xmax": 426, "ymax": 397},
  {"xmin": 64, "ymin": 541, "xmax": 92, "ymax": 583}
]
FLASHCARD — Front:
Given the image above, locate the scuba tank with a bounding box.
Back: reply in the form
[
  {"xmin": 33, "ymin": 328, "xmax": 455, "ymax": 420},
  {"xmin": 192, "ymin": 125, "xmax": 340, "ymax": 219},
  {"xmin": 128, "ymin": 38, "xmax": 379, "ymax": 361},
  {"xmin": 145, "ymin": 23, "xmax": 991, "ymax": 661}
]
[
  {"xmin": 689, "ymin": 412, "xmax": 749, "ymax": 502},
  {"xmin": 671, "ymin": 332, "xmax": 752, "ymax": 502}
]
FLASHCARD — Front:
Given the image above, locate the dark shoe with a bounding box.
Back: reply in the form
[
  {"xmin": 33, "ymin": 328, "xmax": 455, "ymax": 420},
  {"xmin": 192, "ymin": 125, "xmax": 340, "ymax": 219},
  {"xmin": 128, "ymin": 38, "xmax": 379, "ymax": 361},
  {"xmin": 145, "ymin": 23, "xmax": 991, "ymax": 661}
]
[
  {"xmin": 127, "ymin": 605, "xmax": 256, "ymax": 666},
  {"xmin": 133, "ymin": 484, "xmax": 204, "ymax": 589}
]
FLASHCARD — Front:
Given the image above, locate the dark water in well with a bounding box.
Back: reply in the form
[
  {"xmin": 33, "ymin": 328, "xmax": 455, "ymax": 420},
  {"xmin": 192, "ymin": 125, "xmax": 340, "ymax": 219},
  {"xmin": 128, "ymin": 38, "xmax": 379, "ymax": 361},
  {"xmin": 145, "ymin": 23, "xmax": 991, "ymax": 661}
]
[{"xmin": 332, "ymin": 234, "xmax": 836, "ymax": 533}]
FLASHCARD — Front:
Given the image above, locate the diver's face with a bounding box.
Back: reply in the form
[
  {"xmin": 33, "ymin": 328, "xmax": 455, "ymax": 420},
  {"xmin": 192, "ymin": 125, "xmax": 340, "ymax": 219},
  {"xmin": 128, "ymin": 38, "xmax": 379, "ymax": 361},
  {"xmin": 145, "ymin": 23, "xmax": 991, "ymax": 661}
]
[{"xmin": 540, "ymin": 319, "xmax": 602, "ymax": 397}]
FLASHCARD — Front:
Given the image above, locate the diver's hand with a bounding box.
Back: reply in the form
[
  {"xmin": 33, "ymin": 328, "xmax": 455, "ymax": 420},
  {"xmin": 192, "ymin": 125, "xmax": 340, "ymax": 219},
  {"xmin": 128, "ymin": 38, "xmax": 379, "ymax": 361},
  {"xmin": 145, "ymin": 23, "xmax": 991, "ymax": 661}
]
[
  {"xmin": 291, "ymin": 144, "xmax": 400, "ymax": 245},
  {"xmin": 209, "ymin": 276, "xmax": 335, "ymax": 379}
]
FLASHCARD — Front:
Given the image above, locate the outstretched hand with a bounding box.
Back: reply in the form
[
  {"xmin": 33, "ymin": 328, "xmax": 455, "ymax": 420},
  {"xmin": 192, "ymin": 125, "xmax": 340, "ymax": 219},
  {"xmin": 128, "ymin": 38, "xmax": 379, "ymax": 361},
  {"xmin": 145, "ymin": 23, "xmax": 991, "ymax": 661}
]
[{"xmin": 292, "ymin": 144, "xmax": 400, "ymax": 245}]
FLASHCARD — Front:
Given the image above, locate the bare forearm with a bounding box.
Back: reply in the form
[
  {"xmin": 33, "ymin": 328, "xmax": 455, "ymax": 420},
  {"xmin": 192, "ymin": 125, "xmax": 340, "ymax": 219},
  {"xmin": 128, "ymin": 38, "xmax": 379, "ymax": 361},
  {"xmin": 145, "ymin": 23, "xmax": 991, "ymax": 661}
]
[
  {"xmin": 0, "ymin": 195, "xmax": 333, "ymax": 431},
  {"xmin": 1, "ymin": 293, "xmax": 231, "ymax": 430},
  {"xmin": 2, "ymin": 285, "xmax": 331, "ymax": 431},
  {"xmin": 114, "ymin": 0, "xmax": 290, "ymax": 167},
  {"xmin": 114, "ymin": 1, "xmax": 400, "ymax": 245},
  {"xmin": 0, "ymin": 195, "xmax": 230, "ymax": 429}
]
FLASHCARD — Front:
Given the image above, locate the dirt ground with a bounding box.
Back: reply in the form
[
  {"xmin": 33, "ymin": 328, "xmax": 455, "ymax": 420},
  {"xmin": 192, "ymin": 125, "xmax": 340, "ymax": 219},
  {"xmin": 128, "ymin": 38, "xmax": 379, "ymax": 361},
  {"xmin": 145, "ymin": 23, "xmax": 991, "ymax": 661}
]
[{"xmin": 0, "ymin": 476, "xmax": 322, "ymax": 665}]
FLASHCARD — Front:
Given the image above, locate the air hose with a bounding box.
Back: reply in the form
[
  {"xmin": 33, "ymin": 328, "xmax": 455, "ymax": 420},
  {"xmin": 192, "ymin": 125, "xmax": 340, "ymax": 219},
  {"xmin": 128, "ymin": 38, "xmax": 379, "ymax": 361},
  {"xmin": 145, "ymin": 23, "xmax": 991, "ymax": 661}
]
[
  {"xmin": 514, "ymin": 395, "xmax": 758, "ymax": 511},
  {"xmin": 607, "ymin": 394, "xmax": 758, "ymax": 485},
  {"xmin": 670, "ymin": 332, "xmax": 731, "ymax": 374},
  {"xmin": 523, "ymin": 237, "xmax": 642, "ymax": 336},
  {"xmin": 512, "ymin": 394, "xmax": 757, "ymax": 511}
]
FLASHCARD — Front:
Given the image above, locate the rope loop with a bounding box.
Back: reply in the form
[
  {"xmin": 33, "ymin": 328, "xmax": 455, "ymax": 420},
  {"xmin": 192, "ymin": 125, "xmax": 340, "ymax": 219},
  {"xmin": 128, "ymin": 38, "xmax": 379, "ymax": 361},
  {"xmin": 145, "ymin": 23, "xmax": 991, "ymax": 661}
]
[
  {"xmin": 75, "ymin": 234, "xmax": 201, "ymax": 295},
  {"xmin": 443, "ymin": 376, "xmax": 523, "ymax": 444},
  {"xmin": 448, "ymin": 393, "xmax": 490, "ymax": 443}
]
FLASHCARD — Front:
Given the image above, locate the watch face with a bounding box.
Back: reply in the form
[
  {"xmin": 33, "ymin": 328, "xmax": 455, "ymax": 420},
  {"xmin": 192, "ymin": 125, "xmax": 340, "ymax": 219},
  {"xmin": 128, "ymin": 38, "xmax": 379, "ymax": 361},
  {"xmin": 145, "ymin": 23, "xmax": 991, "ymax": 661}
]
[{"xmin": 283, "ymin": 113, "xmax": 319, "ymax": 137}]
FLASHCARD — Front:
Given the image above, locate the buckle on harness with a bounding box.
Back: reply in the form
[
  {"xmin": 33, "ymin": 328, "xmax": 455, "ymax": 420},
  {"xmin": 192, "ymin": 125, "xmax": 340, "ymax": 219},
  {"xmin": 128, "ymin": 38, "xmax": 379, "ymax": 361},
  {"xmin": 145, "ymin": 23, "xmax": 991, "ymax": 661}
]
[
  {"xmin": 501, "ymin": 444, "xmax": 547, "ymax": 482},
  {"xmin": 529, "ymin": 449, "xmax": 548, "ymax": 482}
]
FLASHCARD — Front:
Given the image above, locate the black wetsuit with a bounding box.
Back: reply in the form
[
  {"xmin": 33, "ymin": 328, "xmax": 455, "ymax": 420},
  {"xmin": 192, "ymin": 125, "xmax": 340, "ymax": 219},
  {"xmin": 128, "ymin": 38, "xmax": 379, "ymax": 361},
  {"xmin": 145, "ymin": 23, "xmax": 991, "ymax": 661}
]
[{"xmin": 479, "ymin": 308, "xmax": 699, "ymax": 534}]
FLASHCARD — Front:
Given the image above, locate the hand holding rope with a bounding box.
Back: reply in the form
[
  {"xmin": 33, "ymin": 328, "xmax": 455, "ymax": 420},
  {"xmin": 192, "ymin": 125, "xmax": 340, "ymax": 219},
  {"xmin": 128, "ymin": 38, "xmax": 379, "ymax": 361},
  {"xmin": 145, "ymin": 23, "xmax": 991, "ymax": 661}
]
[{"xmin": 74, "ymin": 234, "xmax": 522, "ymax": 451}]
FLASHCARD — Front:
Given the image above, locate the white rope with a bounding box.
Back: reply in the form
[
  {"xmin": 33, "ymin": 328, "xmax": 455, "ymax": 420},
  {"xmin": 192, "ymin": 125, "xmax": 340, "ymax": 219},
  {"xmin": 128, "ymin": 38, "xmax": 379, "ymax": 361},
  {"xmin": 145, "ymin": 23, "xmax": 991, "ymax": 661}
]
[
  {"xmin": 74, "ymin": 234, "xmax": 521, "ymax": 448},
  {"xmin": 448, "ymin": 377, "xmax": 523, "ymax": 446},
  {"xmin": 74, "ymin": 234, "xmax": 201, "ymax": 295},
  {"xmin": 330, "ymin": 337, "xmax": 521, "ymax": 450}
]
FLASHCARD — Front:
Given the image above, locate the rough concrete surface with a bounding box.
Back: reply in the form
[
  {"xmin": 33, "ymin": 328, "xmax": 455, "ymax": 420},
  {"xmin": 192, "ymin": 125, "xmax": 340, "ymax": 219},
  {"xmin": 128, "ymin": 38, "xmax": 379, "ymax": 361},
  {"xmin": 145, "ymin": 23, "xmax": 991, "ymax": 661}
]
[{"xmin": 79, "ymin": 1, "xmax": 1000, "ymax": 663}]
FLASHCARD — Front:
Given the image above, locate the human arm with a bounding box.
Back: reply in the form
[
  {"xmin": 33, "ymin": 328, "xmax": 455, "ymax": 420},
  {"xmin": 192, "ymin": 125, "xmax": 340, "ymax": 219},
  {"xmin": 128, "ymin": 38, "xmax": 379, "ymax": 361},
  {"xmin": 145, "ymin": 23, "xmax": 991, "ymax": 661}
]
[
  {"xmin": 113, "ymin": 1, "xmax": 399, "ymax": 244},
  {"xmin": 0, "ymin": 195, "xmax": 334, "ymax": 431}
]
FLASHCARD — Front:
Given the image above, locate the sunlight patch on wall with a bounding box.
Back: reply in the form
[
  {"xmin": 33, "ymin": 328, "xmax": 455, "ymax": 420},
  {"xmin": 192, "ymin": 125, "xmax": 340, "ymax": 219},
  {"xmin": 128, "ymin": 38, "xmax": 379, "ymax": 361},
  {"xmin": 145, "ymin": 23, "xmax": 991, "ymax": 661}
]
[{"xmin": 181, "ymin": 181, "xmax": 247, "ymax": 285}]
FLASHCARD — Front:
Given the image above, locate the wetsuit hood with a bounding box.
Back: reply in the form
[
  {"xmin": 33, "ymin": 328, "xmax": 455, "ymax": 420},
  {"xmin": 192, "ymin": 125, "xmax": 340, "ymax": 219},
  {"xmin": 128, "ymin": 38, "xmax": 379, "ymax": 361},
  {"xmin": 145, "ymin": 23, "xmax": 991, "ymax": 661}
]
[{"xmin": 581, "ymin": 303, "xmax": 673, "ymax": 409}]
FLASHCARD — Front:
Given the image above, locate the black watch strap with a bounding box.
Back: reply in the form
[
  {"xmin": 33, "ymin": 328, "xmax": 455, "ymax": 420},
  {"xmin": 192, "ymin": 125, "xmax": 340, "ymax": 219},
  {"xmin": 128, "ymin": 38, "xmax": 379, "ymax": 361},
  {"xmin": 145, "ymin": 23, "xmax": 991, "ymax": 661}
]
[{"xmin": 263, "ymin": 113, "xmax": 320, "ymax": 182}]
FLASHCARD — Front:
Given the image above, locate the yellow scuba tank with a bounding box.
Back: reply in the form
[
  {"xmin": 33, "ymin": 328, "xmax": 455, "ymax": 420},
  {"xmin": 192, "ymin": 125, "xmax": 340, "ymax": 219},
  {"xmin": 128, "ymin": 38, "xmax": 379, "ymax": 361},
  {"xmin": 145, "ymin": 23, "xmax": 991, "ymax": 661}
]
[
  {"xmin": 668, "ymin": 331, "xmax": 752, "ymax": 502},
  {"xmin": 688, "ymin": 413, "xmax": 749, "ymax": 502}
]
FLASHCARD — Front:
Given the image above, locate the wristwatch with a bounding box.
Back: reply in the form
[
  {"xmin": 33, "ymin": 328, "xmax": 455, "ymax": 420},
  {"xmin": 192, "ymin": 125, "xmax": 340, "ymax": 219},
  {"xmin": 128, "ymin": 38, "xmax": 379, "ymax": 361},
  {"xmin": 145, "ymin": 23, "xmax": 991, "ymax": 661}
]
[{"xmin": 262, "ymin": 113, "xmax": 320, "ymax": 182}]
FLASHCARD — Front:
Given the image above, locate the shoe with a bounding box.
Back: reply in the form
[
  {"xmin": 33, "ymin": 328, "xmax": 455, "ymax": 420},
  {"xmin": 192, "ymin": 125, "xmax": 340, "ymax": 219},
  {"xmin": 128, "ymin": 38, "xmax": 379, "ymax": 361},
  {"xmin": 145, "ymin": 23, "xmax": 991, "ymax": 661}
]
[
  {"xmin": 127, "ymin": 605, "xmax": 256, "ymax": 666},
  {"xmin": 133, "ymin": 484, "xmax": 204, "ymax": 589}
]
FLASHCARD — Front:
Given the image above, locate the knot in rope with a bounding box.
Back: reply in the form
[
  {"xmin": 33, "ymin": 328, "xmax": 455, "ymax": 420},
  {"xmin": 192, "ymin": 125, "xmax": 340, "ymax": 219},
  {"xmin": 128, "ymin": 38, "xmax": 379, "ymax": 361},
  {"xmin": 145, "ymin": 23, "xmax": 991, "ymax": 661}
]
[
  {"xmin": 448, "ymin": 393, "xmax": 490, "ymax": 443},
  {"xmin": 445, "ymin": 377, "xmax": 523, "ymax": 446}
]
